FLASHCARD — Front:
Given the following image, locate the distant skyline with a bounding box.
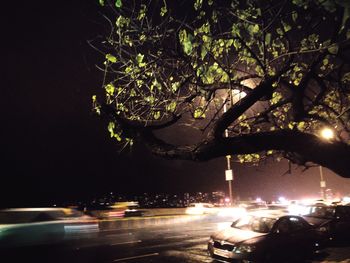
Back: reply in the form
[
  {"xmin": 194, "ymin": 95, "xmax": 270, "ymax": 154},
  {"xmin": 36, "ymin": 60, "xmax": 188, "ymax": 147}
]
[{"xmin": 2, "ymin": 1, "xmax": 350, "ymax": 208}]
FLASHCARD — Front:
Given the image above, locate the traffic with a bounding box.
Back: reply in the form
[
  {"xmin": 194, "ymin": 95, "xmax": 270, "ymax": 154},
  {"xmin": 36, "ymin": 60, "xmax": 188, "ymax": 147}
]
[{"xmin": 0, "ymin": 198, "xmax": 349, "ymax": 262}]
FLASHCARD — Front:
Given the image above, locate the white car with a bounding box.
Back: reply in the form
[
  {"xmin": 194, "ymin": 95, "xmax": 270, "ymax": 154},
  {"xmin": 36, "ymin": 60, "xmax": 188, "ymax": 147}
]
[{"xmin": 0, "ymin": 207, "xmax": 99, "ymax": 247}]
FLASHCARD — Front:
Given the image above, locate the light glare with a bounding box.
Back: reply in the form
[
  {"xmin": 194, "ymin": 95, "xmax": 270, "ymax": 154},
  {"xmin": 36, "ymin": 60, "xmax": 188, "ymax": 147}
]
[{"xmin": 320, "ymin": 128, "xmax": 334, "ymax": 140}]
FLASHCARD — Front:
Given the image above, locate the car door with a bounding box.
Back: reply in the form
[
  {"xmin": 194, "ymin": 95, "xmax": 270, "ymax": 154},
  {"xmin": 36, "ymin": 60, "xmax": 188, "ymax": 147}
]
[
  {"xmin": 270, "ymin": 216, "xmax": 314, "ymax": 260},
  {"xmin": 334, "ymin": 206, "xmax": 350, "ymax": 241},
  {"xmin": 268, "ymin": 217, "xmax": 294, "ymax": 259}
]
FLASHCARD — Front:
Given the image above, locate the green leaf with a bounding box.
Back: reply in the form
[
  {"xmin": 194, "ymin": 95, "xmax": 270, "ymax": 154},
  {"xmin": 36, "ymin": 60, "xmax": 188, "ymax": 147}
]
[
  {"xmin": 201, "ymin": 46, "xmax": 207, "ymax": 60},
  {"xmin": 271, "ymin": 92, "xmax": 282, "ymax": 105},
  {"xmin": 114, "ymin": 133, "xmax": 122, "ymax": 142},
  {"xmin": 166, "ymin": 101, "xmax": 177, "ymax": 112},
  {"xmin": 154, "ymin": 111, "xmax": 161, "ymax": 120},
  {"xmin": 292, "ymin": 12, "xmax": 298, "ymax": 22},
  {"xmin": 106, "ymin": 54, "xmax": 117, "ymax": 63},
  {"xmin": 297, "ymin": 121, "xmax": 305, "ymax": 130},
  {"xmin": 233, "ymin": 39, "xmax": 241, "ymax": 50},
  {"xmin": 138, "ymin": 5, "xmax": 146, "ymax": 20},
  {"xmin": 328, "ymin": 44, "xmax": 339, "ymax": 55},
  {"xmin": 171, "ymin": 82, "xmax": 180, "ymax": 92},
  {"xmin": 276, "ymin": 28, "xmax": 283, "ymax": 36},
  {"xmin": 136, "ymin": 53, "xmax": 146, "ymax": 67},
  {"xmin": 193, "ymin": 108, "xmax": 205, "ymax": 119},
  {"xmin": 160, "ymin": 6, "xmax": 167, "ymax": 16},
  {"xmin": 179, "ymin": 29, "xmax": 193, "ymax": 55},
  {"xmin": 248, "ymin": 24, "xmax": 260, "ymax": 35},
  {"xmin": 99, "ymin": 0, "xmax": 104, "ymax": 6},
  {"xmin": 105, "ymin": 84, "xmax": 115, "ymax": 95},
  {"xmin": 265, "ymin": 33, "xmax": 271, "ymax": 45},
  {"xmin": 282, "ymin": 21, "xmax": 291, "ymax": 32},
  {"xmin": 108, "ymin": 122, "xmax": 115, "ymax": 138},
  {"xmin": 194, "ymin": 0, "xmax": 203, "ymax": 10},
  {"xmin": 115, "ymin": 0, "xmax": 122, "ymax": 8},
  {"xmin": 231, "ymin": 24, "xmax": 241, "ymax": 37}
]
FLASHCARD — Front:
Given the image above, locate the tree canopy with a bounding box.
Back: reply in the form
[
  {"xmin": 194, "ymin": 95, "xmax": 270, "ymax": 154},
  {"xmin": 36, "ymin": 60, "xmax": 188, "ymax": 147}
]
[{"xmin": 92, "ymin": 0, "xmax": 350, "ymax": 177}]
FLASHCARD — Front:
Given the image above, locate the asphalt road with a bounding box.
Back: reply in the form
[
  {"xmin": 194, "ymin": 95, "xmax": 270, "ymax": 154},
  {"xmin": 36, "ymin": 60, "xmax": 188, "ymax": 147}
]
[{"xmin": 2, "ymin": 215, "xmax": 350, "ymax": 263}]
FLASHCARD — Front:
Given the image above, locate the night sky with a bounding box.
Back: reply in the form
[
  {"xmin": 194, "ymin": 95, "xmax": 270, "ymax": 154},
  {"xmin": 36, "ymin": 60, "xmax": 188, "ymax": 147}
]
[{"xmin": 2, "ymin": 1, "xmax": 350, "ymax": 208}]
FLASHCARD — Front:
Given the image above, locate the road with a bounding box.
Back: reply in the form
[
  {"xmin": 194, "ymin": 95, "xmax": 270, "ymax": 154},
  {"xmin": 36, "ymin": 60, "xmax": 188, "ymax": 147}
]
[{"xmin": 2, "ymin": 215, "xmax": 350, "ymax": 263}]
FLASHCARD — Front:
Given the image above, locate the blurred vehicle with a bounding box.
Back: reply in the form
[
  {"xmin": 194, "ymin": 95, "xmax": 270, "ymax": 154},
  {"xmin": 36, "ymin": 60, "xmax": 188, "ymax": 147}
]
[
  {"xmin": 267, "ymin": 203, "xmax": 289, "ymax": 213},
  {"xmin": 122, "ymin": 202, "xmax": 144, "ymax": 217},
  {"xmin": 237, "ymin": 201, "xmax": 268, "ymax": 211},
  {"xmin": 84, "ymin": 201, "xmax": 144, "ymax": 219},
  {"xmin": 185, "ymin": 203, "xmax": 216, "ymax": 215},
  {"xmin": 108, "ymin": 201, "xmax": 144, "ymax": 218},
  {"xmin": 302, "ymin": 204, "xmax": 350, "ymax": 243},
  {"xmin": 208, "ymin": 210, "xmax": 325, "ymax": 262},
  {"xmin": 0, "ymin": 207, "xmax": 99, "ymax": 248}
]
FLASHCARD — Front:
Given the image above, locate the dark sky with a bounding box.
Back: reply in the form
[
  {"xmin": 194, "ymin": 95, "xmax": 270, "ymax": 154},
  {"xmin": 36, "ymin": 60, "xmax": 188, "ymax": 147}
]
[{"xmin": 2, "ymin": 1, "xmax": 350, "ymax": 208}]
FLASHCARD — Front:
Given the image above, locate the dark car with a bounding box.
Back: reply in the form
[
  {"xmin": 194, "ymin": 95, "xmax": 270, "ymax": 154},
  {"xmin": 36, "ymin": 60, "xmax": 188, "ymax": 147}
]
[
  {"xmin": 302, "ymin": 204, "xmax": 350, "ymax": 243},
  {"xmin": 208, "ymin": 210, "xmax": 325, "ymax": 262}
]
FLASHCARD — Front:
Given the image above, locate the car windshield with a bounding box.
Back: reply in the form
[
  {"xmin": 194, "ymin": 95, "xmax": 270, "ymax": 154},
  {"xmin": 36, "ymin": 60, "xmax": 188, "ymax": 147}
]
[
  {"xmin": 232, "ymin": 215, "xmax": 277, "ymax": 233},
  {"xmin": 304, "ymin": 206, "xmax": 335, "ymax": 219}
]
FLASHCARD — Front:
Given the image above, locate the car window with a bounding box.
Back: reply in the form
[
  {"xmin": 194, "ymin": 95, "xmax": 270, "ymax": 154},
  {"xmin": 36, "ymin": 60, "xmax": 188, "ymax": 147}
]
[
  {"xmin": 289, "ymin": 217, "xmax": 307, "ymax": 231},
  {"xmin": 306, "ymin": 206, "xmax": 335, "ymax": 219},
  {"xmin": 274, "ymin": 218, "xmax": 291, "ymax": 233}
]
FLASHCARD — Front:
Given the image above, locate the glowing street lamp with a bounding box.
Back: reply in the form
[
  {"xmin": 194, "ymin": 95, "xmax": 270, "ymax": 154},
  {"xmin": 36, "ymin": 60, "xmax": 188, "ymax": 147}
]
[
  {"xmin": 320, "ymin": 127, "xmax": 334, "ymax": 140},
  {"xmin": 318, "ymin": 127, "xmax": 334, "ymax": 200}
]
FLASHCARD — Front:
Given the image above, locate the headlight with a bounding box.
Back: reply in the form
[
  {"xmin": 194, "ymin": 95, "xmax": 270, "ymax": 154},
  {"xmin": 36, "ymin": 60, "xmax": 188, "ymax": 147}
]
[{"xmin": 235, "ymin": 244, "xmax": 256, "ymax": 253}]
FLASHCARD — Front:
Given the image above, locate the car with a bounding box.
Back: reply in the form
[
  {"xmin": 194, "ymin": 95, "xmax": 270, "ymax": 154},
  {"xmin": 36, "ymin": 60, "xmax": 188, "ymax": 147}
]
[
  {"xmin": 0, "ymin": 207, "xmax": 99, "ymax": 248},
  {"xmin": 208, "ymin": 210, "xmax": 325, "ymax": 262},
  {"xmin": 302, "ymin": 203, "xmax": 350, "ymax": 243},
  {"xmin": 185, "ymin": 203, "xmax": 216, "ymax": 215},
  {"xmin": 237, "ymin": 201, "xmax": 268, "ymax": 211}
]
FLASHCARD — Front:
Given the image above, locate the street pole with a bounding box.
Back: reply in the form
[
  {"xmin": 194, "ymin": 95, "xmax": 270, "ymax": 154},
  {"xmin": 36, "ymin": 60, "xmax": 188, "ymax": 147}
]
[
  {"xmin": 223, "ymin": 103, "xmax": 233, "ymax": 206},
  {"xmin": 319, "ymin": 166, "xmax": 326, "ymax": 200},
  {"xmin": 318, "ymin": 127, "xmax": 334, "ymax": 201}
]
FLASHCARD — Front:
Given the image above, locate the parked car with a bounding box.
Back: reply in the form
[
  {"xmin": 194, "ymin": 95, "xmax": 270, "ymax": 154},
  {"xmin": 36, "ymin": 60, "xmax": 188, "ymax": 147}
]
[
  {"xmin": 0, "ymin": 207, "xmax": 99, "ymax": 248},
  {"xmin": 208, "ymin": 210, "xmax": 325, "ymax": 262},
  {"xmin": 302, "ymin": 204, "xmax": 350, "ymax": 243}
]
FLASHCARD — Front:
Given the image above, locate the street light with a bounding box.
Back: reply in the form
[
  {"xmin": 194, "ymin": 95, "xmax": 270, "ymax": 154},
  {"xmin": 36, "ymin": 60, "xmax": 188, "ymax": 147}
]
[
  {"xmin": 318, "ymin": 127, "xmax": 334, "ymax": 200},
  {"xmin": 320, "ymin": 127, "xmax": 334, "ymax": 140}
]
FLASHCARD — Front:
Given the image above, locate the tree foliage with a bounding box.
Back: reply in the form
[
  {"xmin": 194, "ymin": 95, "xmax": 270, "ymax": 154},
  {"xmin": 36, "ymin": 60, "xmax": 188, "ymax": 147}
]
[{"xmin": 92, "ymin": 0, "xmax": 350, "ymax": 177}]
